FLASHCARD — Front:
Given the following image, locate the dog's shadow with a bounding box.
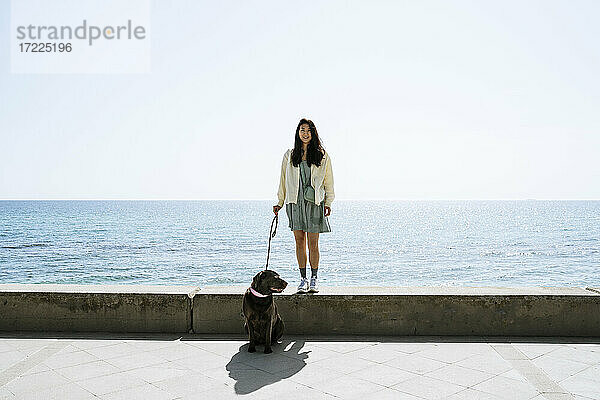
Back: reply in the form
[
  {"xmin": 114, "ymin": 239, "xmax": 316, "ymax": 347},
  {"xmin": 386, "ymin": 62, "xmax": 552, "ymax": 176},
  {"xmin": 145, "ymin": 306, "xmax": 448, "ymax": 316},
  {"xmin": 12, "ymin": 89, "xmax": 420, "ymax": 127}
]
[{"xmin": 225, "ymin": 339, "xmax": 309, "ymax": 394}]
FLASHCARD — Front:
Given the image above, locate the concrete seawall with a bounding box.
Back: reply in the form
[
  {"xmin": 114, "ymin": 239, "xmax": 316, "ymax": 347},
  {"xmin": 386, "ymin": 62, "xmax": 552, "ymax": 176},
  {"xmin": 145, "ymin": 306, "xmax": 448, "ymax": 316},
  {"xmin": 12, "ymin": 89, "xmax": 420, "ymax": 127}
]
[{"xmin": 1, "ymin": 284, "xmax": 599, "ymax": 336}]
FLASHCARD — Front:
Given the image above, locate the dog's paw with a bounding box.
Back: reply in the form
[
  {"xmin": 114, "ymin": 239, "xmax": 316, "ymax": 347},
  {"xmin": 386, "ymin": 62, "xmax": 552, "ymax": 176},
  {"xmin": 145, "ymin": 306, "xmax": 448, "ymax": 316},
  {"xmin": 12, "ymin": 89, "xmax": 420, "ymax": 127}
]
[
  {"xmin": 264, "ymin": 347, "xmax": 273, "ymax": 354},
  {"xmin": 248, "ymin": 345, "xmax": 256, "ymax": 353}
]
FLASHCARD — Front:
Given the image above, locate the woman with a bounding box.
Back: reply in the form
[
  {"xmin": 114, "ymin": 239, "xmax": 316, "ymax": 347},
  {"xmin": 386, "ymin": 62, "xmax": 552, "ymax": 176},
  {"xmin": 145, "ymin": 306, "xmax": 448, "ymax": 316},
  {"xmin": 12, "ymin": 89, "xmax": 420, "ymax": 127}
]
[{"xmin": 273, "ymin": 118, "xmax": 335, "ymax": 293}]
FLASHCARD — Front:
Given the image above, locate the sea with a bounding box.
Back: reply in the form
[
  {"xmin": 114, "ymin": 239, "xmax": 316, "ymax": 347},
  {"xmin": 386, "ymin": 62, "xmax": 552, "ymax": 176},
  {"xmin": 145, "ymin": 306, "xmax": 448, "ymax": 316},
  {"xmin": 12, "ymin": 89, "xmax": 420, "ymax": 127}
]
[{"xmin": 0, "ymin": 200, "xmax": 598, "ymax": 287}]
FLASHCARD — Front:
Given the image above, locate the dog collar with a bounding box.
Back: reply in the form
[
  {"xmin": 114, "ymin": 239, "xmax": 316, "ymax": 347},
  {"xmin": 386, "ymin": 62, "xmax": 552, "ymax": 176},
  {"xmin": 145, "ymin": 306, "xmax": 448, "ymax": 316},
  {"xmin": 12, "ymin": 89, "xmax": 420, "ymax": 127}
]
[{"xmin": 249, "ymin": 287, "xmax": 269, "ymax": 298}]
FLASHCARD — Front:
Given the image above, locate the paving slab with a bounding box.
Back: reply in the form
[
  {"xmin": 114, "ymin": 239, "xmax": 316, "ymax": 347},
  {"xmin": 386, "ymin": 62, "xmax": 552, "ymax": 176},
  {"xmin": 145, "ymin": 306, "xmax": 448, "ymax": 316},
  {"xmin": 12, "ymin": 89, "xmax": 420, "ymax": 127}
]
[{"xmin": 0, "ymin": 333, "xmax": 598, "ymax": 399}]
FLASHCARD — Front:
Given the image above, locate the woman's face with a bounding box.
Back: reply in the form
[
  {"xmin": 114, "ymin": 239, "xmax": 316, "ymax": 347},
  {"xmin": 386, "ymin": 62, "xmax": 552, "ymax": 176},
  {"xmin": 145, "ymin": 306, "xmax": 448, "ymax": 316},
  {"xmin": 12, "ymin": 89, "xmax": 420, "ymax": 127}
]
[{"xmin": 299, "ymin": 123, "xmax": 312, "ymax": 145}]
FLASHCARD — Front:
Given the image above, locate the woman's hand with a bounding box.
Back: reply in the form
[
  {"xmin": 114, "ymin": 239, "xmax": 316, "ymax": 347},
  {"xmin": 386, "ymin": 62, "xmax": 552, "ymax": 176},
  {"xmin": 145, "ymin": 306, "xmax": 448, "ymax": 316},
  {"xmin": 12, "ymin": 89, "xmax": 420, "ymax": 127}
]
[
  {"xmin": 324, "ymin": 206, "xmax": 331, "ymax": 217},
  {"xmin": 273, "ymin": 205, "xmax": 282, "ymax": 215}
]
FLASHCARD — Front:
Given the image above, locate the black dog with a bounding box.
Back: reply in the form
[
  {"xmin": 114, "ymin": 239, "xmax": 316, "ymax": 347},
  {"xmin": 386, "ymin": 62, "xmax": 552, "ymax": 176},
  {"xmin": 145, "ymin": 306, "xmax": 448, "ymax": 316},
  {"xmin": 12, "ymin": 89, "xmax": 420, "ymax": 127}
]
[{"xmin": 242, "ymin": 270, "xmax": 287, "ymax": 354}]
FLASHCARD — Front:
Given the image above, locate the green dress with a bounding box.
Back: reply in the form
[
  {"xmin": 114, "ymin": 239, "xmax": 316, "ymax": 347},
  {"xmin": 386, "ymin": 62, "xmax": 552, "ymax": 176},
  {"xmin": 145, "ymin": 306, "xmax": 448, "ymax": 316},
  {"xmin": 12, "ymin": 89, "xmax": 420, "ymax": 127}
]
[{"xmin": 286, "ymin": 160, "xmax": 332, "ymax": 233}]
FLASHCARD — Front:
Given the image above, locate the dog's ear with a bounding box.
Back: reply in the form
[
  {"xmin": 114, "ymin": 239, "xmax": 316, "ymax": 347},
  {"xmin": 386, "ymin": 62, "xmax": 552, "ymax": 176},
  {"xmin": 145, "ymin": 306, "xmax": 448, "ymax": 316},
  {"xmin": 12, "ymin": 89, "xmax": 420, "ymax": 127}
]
[{"xmin": 252, "ymin": 271, "xmax": 262, "ymax": 289}]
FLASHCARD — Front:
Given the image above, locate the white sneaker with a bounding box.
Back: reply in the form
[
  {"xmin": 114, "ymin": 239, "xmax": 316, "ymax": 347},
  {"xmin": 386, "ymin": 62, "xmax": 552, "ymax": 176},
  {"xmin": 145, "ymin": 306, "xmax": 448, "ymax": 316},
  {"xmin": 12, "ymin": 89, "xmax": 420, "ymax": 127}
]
[
  {"xmin": 309, "ymin": 277, "xmax": 319, "ymax": 293},
  {"xmin": 297, "ymin": 277, "xmax": 309, "ymax": 293}
]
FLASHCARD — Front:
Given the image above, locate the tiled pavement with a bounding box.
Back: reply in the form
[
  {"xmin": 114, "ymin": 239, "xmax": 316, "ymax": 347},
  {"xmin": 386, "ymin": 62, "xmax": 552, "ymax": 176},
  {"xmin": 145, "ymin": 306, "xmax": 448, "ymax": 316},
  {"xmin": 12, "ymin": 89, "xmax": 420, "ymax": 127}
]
[{"xmin": 0, "ymin": 333, "xmax": 598, "ymax": 399}]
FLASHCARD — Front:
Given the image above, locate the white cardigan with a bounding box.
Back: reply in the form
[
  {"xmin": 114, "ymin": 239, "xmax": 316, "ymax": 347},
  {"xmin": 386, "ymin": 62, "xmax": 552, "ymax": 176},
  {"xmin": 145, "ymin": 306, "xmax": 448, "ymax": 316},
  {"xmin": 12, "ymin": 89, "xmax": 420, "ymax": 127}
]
[{"xmin": 277, "ymin": 148, "xmax": 335, "ymax": 208}]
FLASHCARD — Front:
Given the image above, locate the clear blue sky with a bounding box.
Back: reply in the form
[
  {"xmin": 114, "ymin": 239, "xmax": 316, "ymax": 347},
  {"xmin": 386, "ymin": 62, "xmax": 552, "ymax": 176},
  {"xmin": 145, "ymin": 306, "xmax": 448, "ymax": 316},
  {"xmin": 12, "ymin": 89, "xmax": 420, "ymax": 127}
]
[{"xmin": 1, "ymin": 0, "xmax": 599, "ymax": 200}]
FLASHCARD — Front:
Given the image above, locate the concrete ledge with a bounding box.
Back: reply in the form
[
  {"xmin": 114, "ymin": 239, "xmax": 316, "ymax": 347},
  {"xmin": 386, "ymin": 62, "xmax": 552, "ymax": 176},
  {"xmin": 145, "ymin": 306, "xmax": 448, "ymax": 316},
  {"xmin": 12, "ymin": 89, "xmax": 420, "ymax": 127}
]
[
  {"xmin": 194, "ymin": 286, "xmax": 600, "ymax": 336},
  {"xmin": 0, "ymin": 284, "xmax": 200, "ymax": 333},
  {"xmin": 1, "ymin": 285, "xmax": 599, "ymax": 336}
]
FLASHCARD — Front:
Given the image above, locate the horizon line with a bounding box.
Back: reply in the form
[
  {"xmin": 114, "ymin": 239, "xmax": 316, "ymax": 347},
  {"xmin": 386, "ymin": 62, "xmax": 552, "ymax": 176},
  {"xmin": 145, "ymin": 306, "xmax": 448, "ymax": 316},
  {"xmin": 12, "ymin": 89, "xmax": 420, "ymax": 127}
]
[{"xmin": 1, "ymin": 198, "xmax": 599, "ymax": 201}]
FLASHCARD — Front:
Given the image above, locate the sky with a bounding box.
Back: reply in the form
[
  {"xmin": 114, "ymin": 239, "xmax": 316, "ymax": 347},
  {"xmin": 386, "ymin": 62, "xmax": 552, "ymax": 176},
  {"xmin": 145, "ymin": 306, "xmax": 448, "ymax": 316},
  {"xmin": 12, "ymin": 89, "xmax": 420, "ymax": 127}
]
[{"xmin": 1, "ymin": 0, "xmax": 599, "ymax": 200}]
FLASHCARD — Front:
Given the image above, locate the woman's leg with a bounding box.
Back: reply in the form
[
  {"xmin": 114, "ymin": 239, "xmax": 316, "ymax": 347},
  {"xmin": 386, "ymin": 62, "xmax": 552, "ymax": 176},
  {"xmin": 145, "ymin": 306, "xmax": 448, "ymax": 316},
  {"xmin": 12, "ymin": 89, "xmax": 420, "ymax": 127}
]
[
  {"xmin": 293, "ymin": 230, "xmax": 307, "ymax": 272},
  {"xmin": 306, "ymin": 232, "xmax": 320, "ymax": 276}
]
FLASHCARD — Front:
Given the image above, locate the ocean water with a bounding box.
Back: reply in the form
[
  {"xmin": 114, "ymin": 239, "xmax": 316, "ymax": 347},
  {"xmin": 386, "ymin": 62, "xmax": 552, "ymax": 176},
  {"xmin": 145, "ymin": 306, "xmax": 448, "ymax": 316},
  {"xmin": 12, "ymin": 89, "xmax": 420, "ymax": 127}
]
[{"xmin": 0, "ymin": 200, "xmax": 598, "ymax": 287}]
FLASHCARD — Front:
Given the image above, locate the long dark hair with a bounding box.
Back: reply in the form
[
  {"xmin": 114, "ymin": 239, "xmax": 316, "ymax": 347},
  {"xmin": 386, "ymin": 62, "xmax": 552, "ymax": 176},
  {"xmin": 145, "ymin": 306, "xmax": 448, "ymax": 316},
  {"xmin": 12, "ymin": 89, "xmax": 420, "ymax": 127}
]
[{"xmin": 291, "ymin": 118, "xmax": 325, "ymax": 167}]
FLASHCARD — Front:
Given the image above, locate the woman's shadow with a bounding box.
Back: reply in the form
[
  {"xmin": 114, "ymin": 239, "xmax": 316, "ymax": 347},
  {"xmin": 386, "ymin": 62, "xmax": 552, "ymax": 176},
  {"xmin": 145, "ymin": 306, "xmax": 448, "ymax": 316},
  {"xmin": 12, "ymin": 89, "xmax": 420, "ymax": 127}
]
[{"xmin": 226, "ymin": 339, "xmax": 309, "ymax": 394}]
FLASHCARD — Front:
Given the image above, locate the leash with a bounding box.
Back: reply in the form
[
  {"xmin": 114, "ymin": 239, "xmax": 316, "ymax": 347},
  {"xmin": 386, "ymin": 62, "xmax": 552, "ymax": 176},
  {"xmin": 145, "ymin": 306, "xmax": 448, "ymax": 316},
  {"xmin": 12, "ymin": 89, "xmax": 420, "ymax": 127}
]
[{"xmin": 265, "ymin": 212, "xmax": 278, "ymax": 270}]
